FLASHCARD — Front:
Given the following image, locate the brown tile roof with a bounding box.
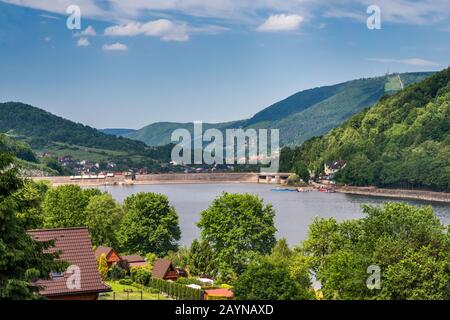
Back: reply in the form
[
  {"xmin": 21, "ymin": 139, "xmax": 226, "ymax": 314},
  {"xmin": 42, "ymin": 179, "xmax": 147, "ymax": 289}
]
[
  {"xmin": 94, "ymin": 246, "xmax": 114, "ymax": 260},
  {"xmin": 128, "ymin": 261, "xmax": 148, "ymax": 268},
  {"xmin": 27, "ymin": 227, "xmax": 111, "ymax": 298},
  {"xmin": 152, "ymin": 259, "xmax": 174, "ymax": 279},
  {"xmin": 121, "ymin": 255, "xmax": 145, "ymax": 263}
]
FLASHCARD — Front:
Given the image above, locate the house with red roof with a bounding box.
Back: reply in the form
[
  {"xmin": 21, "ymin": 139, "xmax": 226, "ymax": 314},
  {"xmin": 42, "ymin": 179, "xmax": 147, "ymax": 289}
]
[
  {"xmin": 94, "ymin": 246, "xmax": 121, "ymax": 267},
  {"xmin": 94, "ymin": 247, "xmax": 147, "ymax": 269},
  {"xmin": 121, "ymin": 254, "xmax": 147, "ymax": 268},
  {"xmin": 204, "ymin": 288, "xmax": 234, "ymax": 300},
  {"xmin": 27, "ymin": 227, "xmax": 111, "ymax": 300},
  {"xmin": 152, "ymin": 259, "xmax": 179, "ymax": 281}
]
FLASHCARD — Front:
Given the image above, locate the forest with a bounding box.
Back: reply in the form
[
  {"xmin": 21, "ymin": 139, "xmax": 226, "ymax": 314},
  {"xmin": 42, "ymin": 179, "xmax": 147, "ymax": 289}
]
[{"xmin": 281, "ymin": 67, "xmax": 450, "ymax": 191}]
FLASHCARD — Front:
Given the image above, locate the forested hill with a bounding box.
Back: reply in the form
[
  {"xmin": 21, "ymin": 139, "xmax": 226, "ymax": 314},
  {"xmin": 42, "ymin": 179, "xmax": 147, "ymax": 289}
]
[
  {"xmin": 122, "ymin": 72, "xmax": 432, "ymax": 147},
  {"xmin": 0, "ymin": 102, "xmax": 149, "ymax": 152},
  {"xmin": 283, "ymin": 66, "xmax": 450, "ymax": 191},
  {"xmin": 0, "ymin": 102, "xmax": 173, "ymax": 170}
]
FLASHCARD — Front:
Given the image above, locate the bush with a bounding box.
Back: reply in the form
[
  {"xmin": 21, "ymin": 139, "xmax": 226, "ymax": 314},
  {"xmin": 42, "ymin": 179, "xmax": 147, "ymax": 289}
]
[
  {"xmin": 130, "ymin": 267, "xmax": 152, "ymax": 286},
  {"xmin": 118, "ymin": 278, "xmax": 133, "ymax": 285},
  {"xmin": 109, "ymin": 264, "xmax": 127, "ymax": 280},
  {"xmin": 148, "ymin": 277, "xmax": 204, "ymax": 300}
]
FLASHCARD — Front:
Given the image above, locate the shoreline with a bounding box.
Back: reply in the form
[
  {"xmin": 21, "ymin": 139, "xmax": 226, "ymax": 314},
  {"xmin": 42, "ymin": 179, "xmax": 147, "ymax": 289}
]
[
  {"xmin": 336, "ymin": 186, "xmax": 450, "ymax": 204},
  {"xmin": 30, "ymin": 174, "xmax": 450, "ymax": 204}
]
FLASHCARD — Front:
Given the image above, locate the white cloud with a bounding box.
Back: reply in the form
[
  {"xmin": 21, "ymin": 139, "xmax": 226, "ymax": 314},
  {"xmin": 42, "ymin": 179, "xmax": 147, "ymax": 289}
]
[
  {"xmin": 81, "ymin": 25, "xmax": 97, "ymax": 36},
  {"xmin": 2, "ymin": 0, "xmax": 106, "ymax": 18},
  {"xmin": 102, "ymin": 42, "xmax": 128, "ymax": 51},
  {"xmin": 257, "ymin": 14, "xmax": 304, "ymax": 32},
  {"xmin": 44, "ymin": 36, "xmax": 52, "ymax": 42},
  {"xmin": 2, "ymin": 0, "xmax": 450, "ymax": 30},
  {"xmin": 77, "ymin": 37, "xmax": 90, "ymax": 46},
  {"xmin": 105, "ymin": 19, "xmax": 189, "ymax": 41},
  {"xmin": 368, "ymin": 58, "xmax": 440, "ymax": 67}
]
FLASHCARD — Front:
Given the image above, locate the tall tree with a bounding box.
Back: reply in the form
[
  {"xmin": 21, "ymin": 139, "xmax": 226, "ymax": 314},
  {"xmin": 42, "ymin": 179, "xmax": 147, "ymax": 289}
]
[
  {"xmin": 188, "ymin": 239, "xmax": 216, "ymax": 276},
  {"xmin": 117, "ymin": 192, "xmax": 180, "ymax": 256},
  {"xmin": 302, "ymin": 202, "xmax": 450, "ymax": 300},
  {"xmin": 13, "ymin": 180, "xmax": 49, "ymax": 229},
  {"xmin": 198, "ymin": 193, "xmax": 276, "ymax": 280},
  {"xmin": 84, "ymin": 193, "xmax": 123, "ymax": 247},
  {"xmin": 42, "ymin": 185, "xmax": 89, "ymax": 228},
  {"xmin": 0, "ymin": 151, "xmax": 66, "ymax": 299},
  {"xmin": 234, "ymin": 258, "xmax": 309, "ymax": 300}
]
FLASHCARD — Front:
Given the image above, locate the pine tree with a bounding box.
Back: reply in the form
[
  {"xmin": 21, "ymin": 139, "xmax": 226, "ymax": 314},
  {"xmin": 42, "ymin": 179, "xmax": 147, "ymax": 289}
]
[{"xmin": 0, "ymin": 151, "xmax": 66, "ymax": 299}]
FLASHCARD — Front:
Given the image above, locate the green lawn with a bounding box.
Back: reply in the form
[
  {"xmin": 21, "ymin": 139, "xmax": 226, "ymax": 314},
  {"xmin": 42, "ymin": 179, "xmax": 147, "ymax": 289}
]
[{"xmin": 99, "ymin": 281, "xmax": 168, "ymax": 300}]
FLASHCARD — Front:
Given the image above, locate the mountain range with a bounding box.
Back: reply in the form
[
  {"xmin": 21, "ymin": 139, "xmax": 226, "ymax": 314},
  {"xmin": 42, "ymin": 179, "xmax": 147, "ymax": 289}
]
[
  {"xmin": 117, "ymin": 72, "xmax": 433, "ymax": 147},
  {"xmin": 282, "ymin": 66, "xmax": 450, "ymax": 191}
]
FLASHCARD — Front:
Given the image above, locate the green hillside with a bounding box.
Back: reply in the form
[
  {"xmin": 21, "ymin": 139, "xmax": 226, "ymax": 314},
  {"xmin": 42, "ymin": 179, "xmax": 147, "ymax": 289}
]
[
  {"xmin": 125, "ymin": 121, "xmax": 242, "ymax": 147},
  {"xmin": 0, "ymin": 102, "xmax": 172, "ymax": 172},
  {"xmin": 100, "ymin": 128, "xmax": 137, "ymax": 136},
  {"xmin": 0, "ymin": 134, "xmax": 57, "ymax": 176},
  {"xmin": 124, "ymin": 72, "xmax": 432, "ymax": 147},
  {"xmin": 282, "ymin": 67, "xmax": 450, "ymax": 191}
]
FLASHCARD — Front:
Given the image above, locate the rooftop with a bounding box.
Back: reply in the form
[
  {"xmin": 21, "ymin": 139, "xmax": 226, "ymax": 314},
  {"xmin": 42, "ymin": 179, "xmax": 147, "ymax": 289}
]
[{"xmin": 27, "ymin": 227, "xmax": 111, "ymax": 298}]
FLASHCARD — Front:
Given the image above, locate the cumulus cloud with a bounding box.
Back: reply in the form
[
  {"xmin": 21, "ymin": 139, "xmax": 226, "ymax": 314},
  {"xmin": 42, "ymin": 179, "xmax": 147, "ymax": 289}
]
[
  {"xmin": 81, "ymin": 25, "xmax": 97, "ymax": 36},
  {"xmin": 102, "ymin": 42, "xmax": 128, "ymax": 51},
  {"xmin": 368, "ymin": 57, "xmax": 440, "ymax": 67},
  {"xmin": 104, "ymin": 19, "xmax": 189, "ymax": 41},
  {"xmin": 77, "ymin": 37, "xmax": 90, "ymax": 46},
  {"xmin": 257, "ymin": 14, "xmax": 304, "ymax": 32}
]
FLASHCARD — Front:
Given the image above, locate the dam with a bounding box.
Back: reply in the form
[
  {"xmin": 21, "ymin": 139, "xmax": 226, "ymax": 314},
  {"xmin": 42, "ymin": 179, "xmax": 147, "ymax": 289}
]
[{"xmin": 32, "ymin": 172, "xmax": 293, "ymax": 186}]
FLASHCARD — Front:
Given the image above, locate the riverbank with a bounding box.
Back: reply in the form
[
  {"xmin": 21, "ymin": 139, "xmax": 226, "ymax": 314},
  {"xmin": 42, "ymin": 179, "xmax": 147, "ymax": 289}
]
[
  {"xmin": 31, "ymin": 172, "xmax": 260, "ymax": 186},
  {"xmin": 336, "ymin": 186, "xmax": 450, "ymax": 203}
]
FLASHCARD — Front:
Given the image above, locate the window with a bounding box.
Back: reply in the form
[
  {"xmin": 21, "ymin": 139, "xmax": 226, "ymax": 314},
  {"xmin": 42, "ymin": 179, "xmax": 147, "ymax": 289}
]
[{"xmin": 50, "ymin": 271, "xmax": 64, "ymax": 278}]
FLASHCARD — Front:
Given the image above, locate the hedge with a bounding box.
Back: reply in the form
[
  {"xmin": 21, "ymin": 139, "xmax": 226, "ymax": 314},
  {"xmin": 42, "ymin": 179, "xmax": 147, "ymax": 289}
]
[{"xmin": 148, "ymin": 277, "xmax": 204, "ymax": 300}]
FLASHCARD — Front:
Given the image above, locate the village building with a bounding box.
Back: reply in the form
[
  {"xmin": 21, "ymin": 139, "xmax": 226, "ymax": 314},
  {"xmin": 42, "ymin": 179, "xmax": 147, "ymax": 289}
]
[
  {"xmin": 204, "ymin": 288, "xmax": 234, "ymax": 300},
  {"xmin": 121, "ymin": 254, "xmax": 147, "ymax": 268},
  {"xmin": 324, "ymin": 160, "xmax": 346, "ymax": 177},
  {"xmin": 27, "ymin": 227, "xmax": 111, "ymax": 300},
  {"xmin": 94, "ymin": 246, "xmax": 121, "ymax": 267},
  {"xmin": 94, "ymin": 247, "xmax": 147, "ymax": 268},
  {"xmin": 152, "ymin": 259, "xmax": 180, "ymax": 281}
]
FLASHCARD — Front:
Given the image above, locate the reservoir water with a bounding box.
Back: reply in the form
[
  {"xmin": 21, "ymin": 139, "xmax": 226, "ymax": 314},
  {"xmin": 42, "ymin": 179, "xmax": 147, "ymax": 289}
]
[{"xmin": 101, "ymin": 183, "xmax": 450, "ymax": 246}]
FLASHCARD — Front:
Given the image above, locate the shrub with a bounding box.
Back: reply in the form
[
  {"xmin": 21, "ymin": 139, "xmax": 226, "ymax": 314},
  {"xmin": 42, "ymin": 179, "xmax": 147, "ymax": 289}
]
[
  {"xmin": 109, "ymin": 264, "xmax": 127, "ymax": 280},
  {"xmin": 98, "ymin": 254, "xmax": 109, "ymax": 280},
  {"xmin": 131, "ymin": 267, "xmax": 152, "ymax": 286},
  {"xmin": 118, "ymin": 278, "xmax": 133, "ymax": 285}
]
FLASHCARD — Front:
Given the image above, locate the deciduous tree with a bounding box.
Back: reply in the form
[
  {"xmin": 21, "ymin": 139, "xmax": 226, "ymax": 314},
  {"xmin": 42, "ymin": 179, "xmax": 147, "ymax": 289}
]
[{"xmin": 117, "ymin": 192, "xmax": 180, "ymax": 256}]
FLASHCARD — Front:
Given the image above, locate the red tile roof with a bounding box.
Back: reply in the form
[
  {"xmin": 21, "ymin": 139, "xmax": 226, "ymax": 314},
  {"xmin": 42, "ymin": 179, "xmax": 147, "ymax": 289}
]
[
  {"xmin": 94, "ymin": 246, "xmax": 114, "ymax": 260},
  {"xmin": 122, "ymin": 255, "xmax": 147, "ymax": 268},
  {"xmin": 205, "ymin": 288, "xmax": 234, "ymax": 298},
  {"xmin": 27, "ymin": 227, "xmax": 111, "ymax": 298}
]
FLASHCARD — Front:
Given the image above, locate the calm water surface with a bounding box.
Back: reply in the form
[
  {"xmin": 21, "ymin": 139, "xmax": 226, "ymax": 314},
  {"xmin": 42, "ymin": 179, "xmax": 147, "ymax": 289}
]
[{"xmin": 101, "ymin": 183, "xmax": 450, "ymax": 246}]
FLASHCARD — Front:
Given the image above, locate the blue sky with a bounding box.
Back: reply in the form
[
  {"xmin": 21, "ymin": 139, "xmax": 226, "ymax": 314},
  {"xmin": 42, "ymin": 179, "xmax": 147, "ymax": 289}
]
[{"xmin": 0, "ymin": 0, "xmax": 449, "ymax": 129}]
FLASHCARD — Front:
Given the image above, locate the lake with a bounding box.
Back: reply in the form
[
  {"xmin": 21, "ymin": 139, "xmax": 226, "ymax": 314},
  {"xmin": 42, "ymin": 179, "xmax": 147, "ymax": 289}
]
[{"xmin": 101, "ymin": 183, "xmax": 450, "ymax": 246}]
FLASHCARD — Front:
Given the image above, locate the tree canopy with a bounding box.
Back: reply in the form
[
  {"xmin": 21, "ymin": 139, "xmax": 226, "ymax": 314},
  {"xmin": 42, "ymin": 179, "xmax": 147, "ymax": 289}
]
[
  {"xmin": 84, "ymin": 193, "xmax": 123, "ymax": 247},
  {"xmin": 281, "ymin": 67, "xmax": 450, "ymax": 191},
  {"xmin": 117, "ymin": 192, "xmax": 181, "ymax": 256},
  {"xmin": 0, "ymin": 151, "xmax": 66, "ymax": 299},
  {"xmin": 301, "ymin": 202, "xmax": 450, "ymax": 300},
  {"xmin": 198, "ymin": 193, "xmax": 276, "ymax": 280}
]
